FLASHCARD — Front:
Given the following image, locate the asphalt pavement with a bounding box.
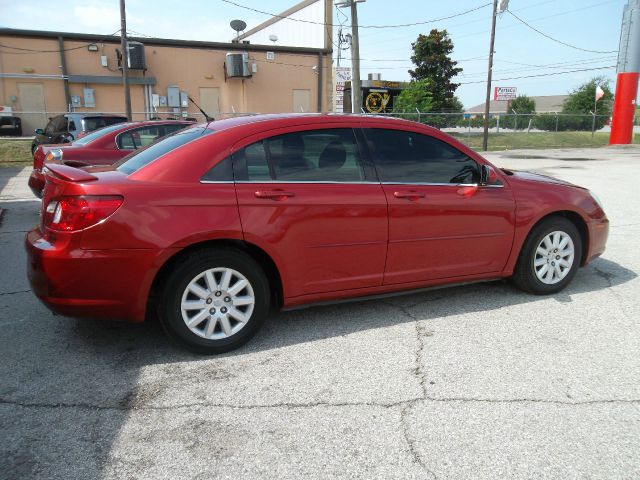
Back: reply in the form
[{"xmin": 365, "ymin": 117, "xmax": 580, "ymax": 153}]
[{"xmin": 1, "ymin": 146, "xmax": 639, "ymax": 479}]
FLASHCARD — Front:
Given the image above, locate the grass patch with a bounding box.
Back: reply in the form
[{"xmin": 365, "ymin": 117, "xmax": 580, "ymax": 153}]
[
  {"xmin": 451, "ymin": 131, "xmax": 639, "ymax": 151},
  {"xmin": 0, "ymin": 139, "xmax": 32, "ymax": 166}
]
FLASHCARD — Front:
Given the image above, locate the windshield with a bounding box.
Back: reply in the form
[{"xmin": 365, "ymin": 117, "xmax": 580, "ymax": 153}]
[
  {"xmin": 116, "ymin": 127, "xmax": 213, "ymax": 174},
  {"xmin": 73, "ymin": 123, "xmax": 130, "ymax": 145}
]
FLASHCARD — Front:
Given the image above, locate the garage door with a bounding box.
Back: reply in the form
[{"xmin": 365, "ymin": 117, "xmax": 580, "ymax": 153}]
[{"xmin": 17, "ymin": 83, "xmax": 47, "ymax": 135}]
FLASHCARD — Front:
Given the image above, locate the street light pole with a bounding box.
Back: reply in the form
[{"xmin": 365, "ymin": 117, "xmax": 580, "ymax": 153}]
[
  {"xmin": 482, "ymin": 0, "xmax": 499, "ymax": 151},
  {"xmin": 119, "ymin": 0, "xmax": 132, "ymax": 121}
]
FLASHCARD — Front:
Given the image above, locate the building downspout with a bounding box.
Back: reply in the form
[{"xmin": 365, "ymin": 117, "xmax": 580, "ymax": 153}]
[
  {"xmin": 58, "ymin": 36, "xmax": 71, "ymax": 111},
  {"xmin": 317, "ymin": 52, "xmax": 323, "ymax": 112}
]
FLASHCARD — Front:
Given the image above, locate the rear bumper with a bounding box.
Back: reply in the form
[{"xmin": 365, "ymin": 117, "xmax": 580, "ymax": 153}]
[
  {"xmin": 28, "ymin": 170, "xmax": 45, "ymax": 198},
  {"xmin": 25, "ymin": 228, "xmax": 168, "ymax": 322}
]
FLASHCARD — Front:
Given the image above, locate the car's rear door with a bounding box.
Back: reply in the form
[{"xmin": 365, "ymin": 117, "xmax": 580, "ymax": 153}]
[
  {"xmin": 363, "ymin": 126, "xmax": 515, "ymax": 285},
  {"xmin": 232, "ymin": 125, "xmax": 388, "ymax": 299}
]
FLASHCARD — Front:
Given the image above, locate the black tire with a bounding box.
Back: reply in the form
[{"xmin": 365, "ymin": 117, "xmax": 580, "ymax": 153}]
[
  {"xmin": 512, "ymin": 216, "xmax": 582, "ymax": 294},
  {"xmin": 159, "ymin": 248, "xmax": 270, "ymax": 354}
]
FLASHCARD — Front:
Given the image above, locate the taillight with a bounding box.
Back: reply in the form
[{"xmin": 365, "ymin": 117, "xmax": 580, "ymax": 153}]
[
  {"xmin": 44, "ymin": 195, "xmax": 123, "ymax": 231},
  {"xmin": 44, "ymin": 149, "xmax": 63, "ymax": 163}
]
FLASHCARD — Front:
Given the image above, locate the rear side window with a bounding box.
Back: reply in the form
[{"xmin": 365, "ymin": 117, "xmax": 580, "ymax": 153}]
[
  {"xmin": 82, "ymin": 116, "xmax": 127, "ymax": 132},
  {"xmin": 364, "ymin": 128, "xmax": 479, "ymax": 184},
  {"xmin": 117, "ymin": 126, "xmax": 163, "ymax": 149},
  {"xmin": 234, "ymin": 129, "xmax": 365, "ymax": 182},
  {"xmin": 116, "ymin": 127, "xmax": 212, "ymax": 174}
]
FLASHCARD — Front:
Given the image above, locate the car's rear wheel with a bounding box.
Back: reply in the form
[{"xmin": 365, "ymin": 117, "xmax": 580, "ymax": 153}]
[
  {"xmin": 159, "ymin": 249, "xmax": 270, "ymax": 354},
  {"xmin": 513, "ymin": 216, "xmax": 582, "ymax": 294}
]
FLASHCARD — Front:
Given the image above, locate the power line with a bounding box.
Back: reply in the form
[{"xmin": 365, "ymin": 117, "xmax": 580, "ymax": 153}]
[
  {"xmin": 220, "ymin": 0, "xmax": 492, "ymax": 29},
  {"xmin": 505, "ymin": 10, "xmax": 618, "ymax": 54},
  {"xmin": 458, "ymin": 65, "xmax": 616, "ymax": 85}
]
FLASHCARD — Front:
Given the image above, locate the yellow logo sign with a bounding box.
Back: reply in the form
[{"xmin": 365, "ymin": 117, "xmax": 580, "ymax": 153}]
[{"xmin": 365, "ymin": 92, "xmax": 390, "ymax": 113}]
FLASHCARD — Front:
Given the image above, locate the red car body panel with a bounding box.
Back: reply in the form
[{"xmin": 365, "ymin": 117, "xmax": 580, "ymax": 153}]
[
  {"xmin": 28, "ymin": 120, "xmax": 194, "ymax": 197},
  {"xmin": 25, "ymin": 114, "xmax": 609, "ymax": 322}
]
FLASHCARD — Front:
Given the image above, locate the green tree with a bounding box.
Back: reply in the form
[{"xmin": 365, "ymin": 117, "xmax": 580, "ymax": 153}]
[
  {"xmin": 505, "ymin": 95, "xmax": 536, "ymax": 130},
  {"xmin": 561, "ymin": 76, "xmax": 613, "ymax": 131},
  {"xmin": 392, "ymin": 79, "xmax": 433, "ymax": 119},
  {"xmin": 409, "ymin": 29, "xmax": 463, "ymax": 114}
]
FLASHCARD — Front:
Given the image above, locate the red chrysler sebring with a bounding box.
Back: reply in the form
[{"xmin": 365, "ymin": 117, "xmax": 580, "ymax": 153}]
[
  {"xmin": 25, "ymin": 114, "xmax": 609, "ymax": 353},
  {"xmin": 28, "ymin": 120, "xmax": 194, "ymax": 198}
]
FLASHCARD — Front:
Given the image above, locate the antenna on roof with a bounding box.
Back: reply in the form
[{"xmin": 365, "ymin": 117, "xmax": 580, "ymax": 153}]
[{"xmin": 230, "ymin": 19, "xmax": 247, "ymax": 43}]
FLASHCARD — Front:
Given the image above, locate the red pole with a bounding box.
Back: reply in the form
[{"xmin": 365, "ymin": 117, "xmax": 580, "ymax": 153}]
[{"xmin": 609, "ymin": 72, "xmax": 639, "ymax": 144}]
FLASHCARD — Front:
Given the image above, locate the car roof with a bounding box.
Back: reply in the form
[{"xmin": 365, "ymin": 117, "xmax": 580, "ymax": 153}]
[
  {"xmin": 203, "ymin": 113, "xmax": 437, "ymax": 134},
  {"xmin": 65, "ymin": 113, "xmax": 128, "ymax": 119}
]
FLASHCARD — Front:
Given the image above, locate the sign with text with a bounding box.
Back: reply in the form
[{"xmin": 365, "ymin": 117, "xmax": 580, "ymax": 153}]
[
  {"xmin": 334, "ymin": 67, "xmax": 351, "ymax": 112},
  {"xmin": 494, "ymin": 86, "xmax": 517, "ymax": 101}
]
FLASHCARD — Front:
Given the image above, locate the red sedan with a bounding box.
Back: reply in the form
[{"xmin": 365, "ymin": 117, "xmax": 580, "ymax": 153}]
[
  {"xmin": 28, "ymin": 120, "xmax": 194, "ymax": 197},
  {"xmin": 25, "ymin": 114, "xmax": 609, "ymax": 354}
]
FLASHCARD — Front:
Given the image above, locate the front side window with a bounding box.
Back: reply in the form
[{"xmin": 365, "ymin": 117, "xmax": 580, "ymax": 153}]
[
  {"xmin": 51, "ymin": 116, "xmax": 67, "ymax": 133},
  {"xmin": 234, "ymin": 128, "xmax": 365, "ymax": 182},
  {"xmin": 364, "ymin": 128, "xmax": 479, "ymax": 184},
  {"xmin": 44, "ymin": 118, "xmax": 56, "ymax": 135}
]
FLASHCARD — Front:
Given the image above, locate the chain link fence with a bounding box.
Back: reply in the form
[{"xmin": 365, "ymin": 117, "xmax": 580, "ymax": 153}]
[
  {"xmin": 2, "ymin": 109, "xmax": 639, "ymax": 153},
  {"xmin": 362, "ymin": 111, "xmax": 639, "ymax": 150}
]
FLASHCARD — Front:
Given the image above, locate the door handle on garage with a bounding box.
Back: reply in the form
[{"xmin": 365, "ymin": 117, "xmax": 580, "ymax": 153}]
[
  {"xmin": 393, "ymin": 190, "xmax": 425, "ymax": 200},
  {"xmin": 254, "ymin": 190, "xmax": 295, "ymax": 200}
]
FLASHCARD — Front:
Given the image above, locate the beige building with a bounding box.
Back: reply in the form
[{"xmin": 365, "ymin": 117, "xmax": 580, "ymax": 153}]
[
  {"xmin": 466, "ymin": 95, "xmax": 570, "ymax": 116},
  {"xmin": 0, "ymin": 20, "xmax": 333, "ymax": 134}
]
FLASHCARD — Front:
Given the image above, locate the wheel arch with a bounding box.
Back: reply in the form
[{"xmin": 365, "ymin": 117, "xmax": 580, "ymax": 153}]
[
  {"xmin": 523, "ymin": 210, "xmax": 590, "ymax": 266},
  {"xmin": 147, "ymin": 239, "xmax": 284, "ymax": 321}
]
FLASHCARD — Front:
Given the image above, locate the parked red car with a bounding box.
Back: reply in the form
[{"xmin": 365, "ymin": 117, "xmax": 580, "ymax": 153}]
[
  {"xmin": 28, "ymin": 120, "xmax": 194, "ymax": 197},
  {"xmin": 25, "ymin": 114, "xmax": 609, "ymax": 354}
]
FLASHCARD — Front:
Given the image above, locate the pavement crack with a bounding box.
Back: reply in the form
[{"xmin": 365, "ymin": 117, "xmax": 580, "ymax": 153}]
[
  {"xmin": 2, "ymin": 396, "xmax": 639, "ymax": 412},
  {"xmin": 0, "ymin": 289, "xmax": 30, "ymax": 296},
  {"xmin": 422, "ymin": 396, "xmax": 640, "ymax": 406},
  {"xmin": 0, "ymin": 396, "xmax": 418, "ymax": 412},
  {"xmin": 400, "ymin": 404, "xmax": 438, "ymax": 478}
]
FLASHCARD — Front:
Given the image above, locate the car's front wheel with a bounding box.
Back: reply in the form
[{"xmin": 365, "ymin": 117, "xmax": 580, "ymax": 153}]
[
  {"xmin": 513, "ymin": 216, "xmax": 582, "ymax": 294},
  {"xmin": 159, "ymin": 249, "xmax": 270, "ymax": 354}
]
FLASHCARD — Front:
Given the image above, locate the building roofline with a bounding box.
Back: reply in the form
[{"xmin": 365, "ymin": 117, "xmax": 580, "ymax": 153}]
[
  {"xmin": 237, "ymin": 0, "xmax": 320, "ymax": 41},
  {"xmin": 0, "ymin": 28, "xmax": 331, "ymax": 55}
]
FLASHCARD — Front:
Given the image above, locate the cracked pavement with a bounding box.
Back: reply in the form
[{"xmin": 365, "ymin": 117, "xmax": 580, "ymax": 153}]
[{"xmin": 1, "ymin": 146, "xmax": 640, "ymax": 479}]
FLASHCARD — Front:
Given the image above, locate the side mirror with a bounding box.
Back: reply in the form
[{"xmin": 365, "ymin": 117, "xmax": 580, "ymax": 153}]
[
  {"xmin": 480, "ymin": 164, "xmax": 499, "ymax": 186},
  {"xmin": 34, "ymin": 128, "xmax": 44, "ymax": 135}
]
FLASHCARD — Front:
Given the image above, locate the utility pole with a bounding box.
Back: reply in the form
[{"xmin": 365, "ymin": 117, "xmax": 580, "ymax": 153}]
[
  {"xmin": 349, "ymin": 1, "xmax": 362, "ymax": 113},
  {"xmin": 119, "ymin": 0, "xmax": 132, "ymax": 121},
  {"xmin": 482, "ymin": 0, "xmax": 499, "ymax": 151}
]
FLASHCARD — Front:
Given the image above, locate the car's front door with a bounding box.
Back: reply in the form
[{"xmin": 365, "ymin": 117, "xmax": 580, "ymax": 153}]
[
  {"xmin": 232, "ymin": 126, "xmax": 388, "ymax": 299},
  {"xmin": 363, "ymin": 127, "xmax": 515, "ymax": 285}
]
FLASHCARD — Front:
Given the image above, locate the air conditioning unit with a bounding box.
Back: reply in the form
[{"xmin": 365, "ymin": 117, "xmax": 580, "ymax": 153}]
[
  {"xmin": 225, "ymin": 52, "xmax": 251, "ymax": 78},
  {"xmin": 127, "ymin": 41, "xmax": 146, "ymax": 70}
]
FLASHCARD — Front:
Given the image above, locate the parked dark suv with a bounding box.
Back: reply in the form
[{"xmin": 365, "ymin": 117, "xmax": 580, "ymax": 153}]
[{"xmin": 31, "ymin": 113, "xmax": 127, "ymax": 155}]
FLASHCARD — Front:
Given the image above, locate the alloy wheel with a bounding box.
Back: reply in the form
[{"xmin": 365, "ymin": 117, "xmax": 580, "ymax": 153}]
[
  {"xmin": 533, "ymin": 230, "xmax": 575, "ymax": 285},
  {"xmin": 180, "ymin": 267, "xmax": 255, "ymax": 340}
]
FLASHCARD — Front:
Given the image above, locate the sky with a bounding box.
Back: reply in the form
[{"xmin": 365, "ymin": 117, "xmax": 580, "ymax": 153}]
[{"xmin": 0, "ymin": 0, "xmax": 629, "ymax": 108}]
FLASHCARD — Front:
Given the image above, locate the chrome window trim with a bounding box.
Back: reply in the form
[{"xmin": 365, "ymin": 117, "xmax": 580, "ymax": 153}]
[{"xmin": 199, "ymin": 180, "xmax": 504, "ymax": 187}]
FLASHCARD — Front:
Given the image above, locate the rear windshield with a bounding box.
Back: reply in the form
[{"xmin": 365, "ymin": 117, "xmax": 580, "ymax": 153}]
[
  {"xmin": 116, "ymin": 127, "xmax": 212, "ymax": 175},
  {"xmin": 81, "ymin": 116, "xmax": 127, "ymax": 132},
  {"xmin": 73, "ymin": 123, "xmax": 129, "ymax": 145}
]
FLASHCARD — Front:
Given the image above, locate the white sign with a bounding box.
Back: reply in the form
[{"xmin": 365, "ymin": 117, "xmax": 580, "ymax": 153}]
[
  {"xmin": 334, "ymin": 67, "xmax": 351, "ymax": 112},
  {"xmin": 494, "ymin": 86, "xmax": 517, "ymax": 101}
]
